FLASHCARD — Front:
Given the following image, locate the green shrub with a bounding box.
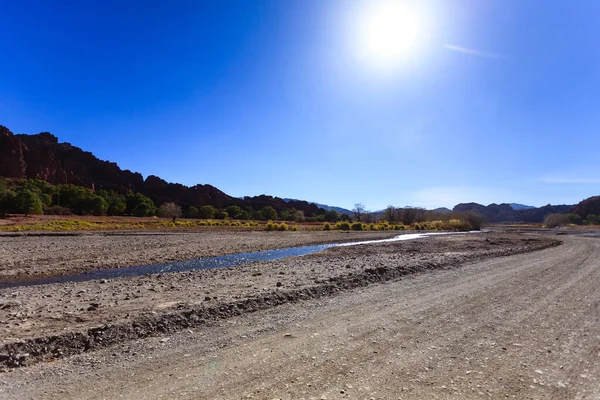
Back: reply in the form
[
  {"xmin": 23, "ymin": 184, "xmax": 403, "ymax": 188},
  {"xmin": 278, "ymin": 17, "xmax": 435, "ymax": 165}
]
[
  {"xmin": 291, "ymin": 225, "xmax": 299, "ymax": 231},
  {"xmin": 336, "ymin": 221, "xmax": 351, "ymax": 231},
  {"xmin": 265, "ymin": 221, "xmax": 275, "ymax": 231},
  {"xmin": 185, "ymin": 206, "xmax": 199, "ymax": 218},
  {"xmin": 351, "ymin": 222, "xmax": 363, "ymax": 231},
  {"xmin": 16, "ymin": 189, "xmax": 44, "ymax": 216},
  {"xmin": 199, "ymin": 205, "xmax": 217, "ymax": 219},
  {"xmin": 369, "ymin": 223, "xmax": 376, "ymax": 231},
  {"xmin": 323, "ymin": 222, "xmax": 332, "ymax": 231},
  {"xmin": 260, "ymin": 206, "xmax": 278, "ymax": 220},
  {"xmin": 278, "ymin": 222, "xmax": 289, "ymax": 231}
]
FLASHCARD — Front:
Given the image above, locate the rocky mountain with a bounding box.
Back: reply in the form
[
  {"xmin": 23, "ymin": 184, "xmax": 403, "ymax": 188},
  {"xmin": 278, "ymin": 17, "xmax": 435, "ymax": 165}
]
[
  {"xmin": 453, "ymin": 202, "xmax": 572, "ymax": 223},
  {"xmin": 509, "ymin": 203, "xmax": 536, "ymax": 211},
  {"xmin": 571, "ymin": 196, "xmax": 600, "ymax": 218},
  {"xmin": 283, "ymin": 199, "xmax": 353, "ymax": 215},
  {"xmin": 0, "ymin": 126, "xmax": 323, "ymax": 215}
]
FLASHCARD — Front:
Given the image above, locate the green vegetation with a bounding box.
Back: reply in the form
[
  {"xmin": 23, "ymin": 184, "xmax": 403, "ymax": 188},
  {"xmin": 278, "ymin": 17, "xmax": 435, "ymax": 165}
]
[
  {"xmin": 15, "ymin": 189, "xmax": 44, "ymax": 216},
  {"xmin": 0, "ymin": 178, "xmax": 486, "ymax": 234},
  {"xmin": 185, "ymin": 206, "xmax": 199, "ymax": 218},
  {"xmin": 198, "ymin": 205, "xmax": 217, "ymax": 219},
  {"xmin": 260, "ymin": 206, "xmax": 278, "ymax": 221},
  {"xmin": 336, "ymin": 221, "xmax": 351, "ymax": 231},
  {"xmin": 351, "ymin": 222, "xmax": 364, "ymax": 231}
]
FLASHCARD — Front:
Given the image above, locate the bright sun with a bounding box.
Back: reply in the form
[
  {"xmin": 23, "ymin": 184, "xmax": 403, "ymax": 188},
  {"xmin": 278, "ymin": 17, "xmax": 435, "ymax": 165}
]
[{"xmin": 357, "ymin": 1, "xmax": 423, "ymax": 67}]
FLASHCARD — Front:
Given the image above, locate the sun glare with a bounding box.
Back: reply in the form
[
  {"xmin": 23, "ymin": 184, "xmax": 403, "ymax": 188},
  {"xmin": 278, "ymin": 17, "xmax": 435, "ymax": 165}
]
[{"xmin": 357, "ymin": 1, "xmax": 424, "ymax": 67}]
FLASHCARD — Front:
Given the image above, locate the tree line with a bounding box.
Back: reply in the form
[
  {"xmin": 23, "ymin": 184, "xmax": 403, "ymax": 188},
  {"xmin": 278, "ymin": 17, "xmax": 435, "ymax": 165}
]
[{"xmin": 0, "ymin": 179, "xmax": 347, "ymax": 222}]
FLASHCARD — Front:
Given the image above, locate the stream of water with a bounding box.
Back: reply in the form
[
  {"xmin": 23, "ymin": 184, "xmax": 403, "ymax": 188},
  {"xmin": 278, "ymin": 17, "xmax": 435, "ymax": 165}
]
[{"xmin": 1, "ymin": 231, "xmax": 478, "ymax": 288}]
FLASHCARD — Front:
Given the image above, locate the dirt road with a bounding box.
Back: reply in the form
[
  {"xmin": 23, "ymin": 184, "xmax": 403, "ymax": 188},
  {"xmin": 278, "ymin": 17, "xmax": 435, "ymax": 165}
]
[{"xmin": 2, "ymin": 235, "xmax": 599, "ymax": 399}]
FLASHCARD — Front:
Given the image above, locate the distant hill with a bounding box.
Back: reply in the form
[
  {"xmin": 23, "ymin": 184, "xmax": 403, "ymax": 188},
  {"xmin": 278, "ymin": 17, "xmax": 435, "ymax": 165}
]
[
  {"xmin": 283, "ymin": 199, "xmax": 353, "ymax": 215},
  {"xmin": 0, "ymin": 126, "xmax": 323, "ymax": 216},
  {"xmin": 571, "ymin": 196, "xmax": 600, "ymax": 217},
  {"xmin": 453, "ymin": 202, "xmax": 572, "ymax": 223},
  {"xmin": 509, "ymin": 203, "xmax": 536, "ymax": 211}
]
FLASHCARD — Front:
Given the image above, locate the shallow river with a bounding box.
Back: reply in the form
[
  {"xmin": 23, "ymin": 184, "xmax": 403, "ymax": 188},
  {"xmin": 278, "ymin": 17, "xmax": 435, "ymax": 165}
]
[{"xmin": 1, "ymin": 231, "xmax": 476, "ymax": 289}]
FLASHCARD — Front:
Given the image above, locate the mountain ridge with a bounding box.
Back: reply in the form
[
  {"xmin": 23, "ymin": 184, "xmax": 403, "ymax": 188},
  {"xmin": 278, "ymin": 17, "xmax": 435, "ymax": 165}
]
[
  {"xmin": 0, "ymin": 126, "xmax": 589, "ymax": 223},
  {"xmin": 0, "ymin": 126, "xmax": 323, "ymax": 216}
]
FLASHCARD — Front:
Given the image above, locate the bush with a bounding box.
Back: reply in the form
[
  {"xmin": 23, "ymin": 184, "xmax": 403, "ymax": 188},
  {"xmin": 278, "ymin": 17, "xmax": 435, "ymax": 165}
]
[
  {"xmin": 323, "ymin": 222, "xmax": 332, "ymax": 231},
  {"xmin": 265, "ymin": 221, "xmax": 275, "ymax": 231},
  {"xmin": 368, "ymin": 223, "xmax": 376, "ymax": 231},
  {"xmin": 278, "ymin": 222, "xmax": 289, "ymax": 231},
  {"xmin": 463, "ymin": 212, "xmax": 484, "ymax": 230},
  {"xmin": 291, "ymin": 225, "xmax": 299, "ymax": 231},
  {"xmin": 587, "ymin": 214, "xmax": 599, "ymax": 225},
  {"xmin": 336, "ymin": 221, "xmax": 351, "ymax": 231},
  {"xmin": 44, "ymin": 205, "xmax": 72, "ymax": 215},
  {"xmin": 544, "ymin": 213, "xmax": 570, "ymax": 228},
  {"xmin": 351, "ymin": 222, "xmax": 364, "ymax": 231},
  {"xmin": 442, "ymin": 219, "xmax": 472, "ymax": 231},
  {"xmin": 565, "ymin": 213, "xmax": 583, "ymax": 225}
]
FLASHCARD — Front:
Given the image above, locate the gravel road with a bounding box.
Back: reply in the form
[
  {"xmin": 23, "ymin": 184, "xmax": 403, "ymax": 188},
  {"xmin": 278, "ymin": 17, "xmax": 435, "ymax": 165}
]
[{"xmin": 2, "ymin": 235, "xmax": 598, "ymax": 399}]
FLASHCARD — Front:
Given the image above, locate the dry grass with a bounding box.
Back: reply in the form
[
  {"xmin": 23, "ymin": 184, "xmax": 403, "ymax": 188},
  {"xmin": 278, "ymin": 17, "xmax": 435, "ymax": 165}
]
[{"xmin": 0, "ymin": 215, "xmax": 327, "ymax": 232}]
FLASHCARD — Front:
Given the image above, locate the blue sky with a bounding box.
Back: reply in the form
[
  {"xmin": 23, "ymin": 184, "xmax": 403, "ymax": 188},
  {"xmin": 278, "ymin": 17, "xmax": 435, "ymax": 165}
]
[{"xmin": 1, "ymin": 0, "xmax": 599, "ymax": 210}]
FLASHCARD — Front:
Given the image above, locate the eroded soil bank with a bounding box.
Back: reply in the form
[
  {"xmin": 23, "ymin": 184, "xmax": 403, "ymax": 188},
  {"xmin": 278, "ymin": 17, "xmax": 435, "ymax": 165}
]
[{"xmin": 0, "ymin": 232, "xmax": 559, "ymax": 369}]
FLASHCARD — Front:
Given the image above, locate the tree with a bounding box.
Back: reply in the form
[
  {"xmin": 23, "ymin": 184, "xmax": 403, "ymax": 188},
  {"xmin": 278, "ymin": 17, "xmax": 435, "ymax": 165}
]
[
  {"xmin": 225, "ymin": 205, "xmax": 244, "ymax": 219},
  {"xmin": 0, "ymin": 186, "xmax": 16, "ymax": 217},
  {"xmin": 294, "ymin": 210, "xmax": 305, "ymax": 222},
  {"xmin": 260, "ymin": 206, "xmax": 278, "ymax": 220},
  {"xmin": 353, "ymin": 203, "xmax": 366, "ymax": 222},
  {"xmin": 158, "ymin": 202, "xmax": 182, "ymax": 223},
  {"xmin": 56, "ymin": 184, "xmax": 95, "ymax": 214},
  {"xmin": 15, "ymin": 189, "xmax": 43, "ymax": 216},
  {"xmin": 85, "ymin": 195, "xmax": 108, "ymax": 216},
  {"xmin": 132, "ymin": 202, "xmax": 155, "ymax": 217},
  {"xmin": 198, "ymin": 205, "xmax": 217, "ymax": 219},
  {"xmin": 324, "ymin": 210, "xmax": 339, "ymax": 223},
  {"xmin": 98, "ymin": 190, "xmax": 127, "ymax": 215},
  {"xmin": 383, "ymin": 206, "xmax": 397, "ymax": 222},
  {"xmin": 126, "ymin": 192, "xmax": 156, "ymax": 217},
  {"xmin": 185, "ymin": 206, "xmax": 199, "ymax": 218}
]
